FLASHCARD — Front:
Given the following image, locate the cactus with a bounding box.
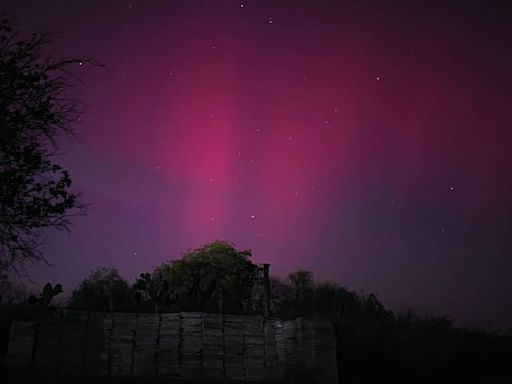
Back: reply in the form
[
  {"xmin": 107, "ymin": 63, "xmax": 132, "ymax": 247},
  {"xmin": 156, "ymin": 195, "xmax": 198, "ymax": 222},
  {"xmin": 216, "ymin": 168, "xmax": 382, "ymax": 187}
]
[{"xmin": 40, "ymin": 282, "xmax": 63, "ymax": 308}]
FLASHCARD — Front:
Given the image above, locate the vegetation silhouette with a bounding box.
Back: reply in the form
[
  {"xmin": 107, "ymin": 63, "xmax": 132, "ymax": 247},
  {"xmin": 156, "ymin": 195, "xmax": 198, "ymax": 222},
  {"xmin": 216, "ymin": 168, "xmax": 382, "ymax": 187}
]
[
  {"xmin": 3, "ymin": 240, "xmax": 509, "ymax": 383},
  {"xmin": 0, "ymin": 18, "xmax": 88, "ymax": 273},
  {"xmin": 137, "ymin": 240, "xmax": 258, "ymax": 314},
  {"xmin": 69, "ymin": 267, "xmax": 132, "ymax": 312},
  {"xmin": 0, "ymin": 15, "xmax": 510, "ymax": 384}
]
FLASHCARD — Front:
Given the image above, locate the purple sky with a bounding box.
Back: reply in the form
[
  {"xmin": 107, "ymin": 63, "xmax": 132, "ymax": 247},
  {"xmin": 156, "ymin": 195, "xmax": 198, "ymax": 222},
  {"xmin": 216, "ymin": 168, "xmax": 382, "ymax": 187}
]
[{"xmin": 4, "ymin": 0, "xmax": 512, "ymax": 329}]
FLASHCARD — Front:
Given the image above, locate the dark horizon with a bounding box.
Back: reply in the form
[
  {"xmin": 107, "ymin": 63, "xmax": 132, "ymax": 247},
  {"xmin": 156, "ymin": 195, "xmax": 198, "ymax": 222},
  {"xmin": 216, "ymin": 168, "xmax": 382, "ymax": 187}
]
[{"xmin": 3, "ymin": 0, "xmax": 512, "ymax": 330}]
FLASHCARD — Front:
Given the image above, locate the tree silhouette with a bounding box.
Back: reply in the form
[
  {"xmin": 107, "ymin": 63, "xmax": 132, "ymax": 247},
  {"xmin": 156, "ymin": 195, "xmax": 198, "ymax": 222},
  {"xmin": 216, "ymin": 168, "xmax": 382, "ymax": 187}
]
[
  {"xmin": 0, "ymin": 19, "xmax": 87, "ymax": 272},
  {"xmin": 154, "ymin": 240, "xmax": 258, "ymax": 314},
  {"xmin": 69, "ymin": 267, "xmax": 133, "ymax": 311},
  {"xmin": 132, "ymin": 272, "xmax": 170, "ymax": 312},
  {"xmin": 286, "ymin": 269, "xmax": 315, "ymax": 317}
]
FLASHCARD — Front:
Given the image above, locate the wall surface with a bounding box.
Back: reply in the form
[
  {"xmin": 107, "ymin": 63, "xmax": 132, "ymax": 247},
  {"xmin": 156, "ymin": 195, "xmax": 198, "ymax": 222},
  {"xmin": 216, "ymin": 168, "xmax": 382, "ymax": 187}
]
[{"xmin": 4, "ymin": 311, "xmax": 338, "ymax": 383}]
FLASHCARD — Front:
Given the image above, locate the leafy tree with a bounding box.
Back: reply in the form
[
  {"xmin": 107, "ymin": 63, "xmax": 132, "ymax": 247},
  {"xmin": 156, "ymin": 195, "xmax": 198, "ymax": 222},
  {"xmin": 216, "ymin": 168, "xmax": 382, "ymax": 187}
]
[
  {"xmin": 251, "ymin": 275, "xmax": 293, "ymax": 317},
  {"xmin": 0, "ymin": 19, "xmax": 88, "ymax": 271},
  {"xmin": 154, "ymin": 240, "xmax": 259, "ymax": 314},
  {"xmin": 131, "ymin": 272, "xmax": 170, "ymax": 312},
  {"xmin": 312, "ymin": 281, "xmax": 344, "ymax": 320},
  {"xmin": 286, "ymin": 269, "xmax": 315, "ymax": 317},
  {"xmin": 69, "ymin": 267, "xmax": 133, "ymax": 311},
  {"xmin": 0, "ymin": 265, "xmax": 26, "ymax": 305}
]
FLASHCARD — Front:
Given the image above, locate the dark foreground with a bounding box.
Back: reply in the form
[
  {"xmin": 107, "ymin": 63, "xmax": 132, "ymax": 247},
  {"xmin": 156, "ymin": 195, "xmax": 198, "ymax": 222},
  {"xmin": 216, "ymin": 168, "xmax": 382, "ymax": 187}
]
[
  {"xmin": 2, "ymin": 370, "xmax": 511, "ymax": 384},
  {"xmin": 3, "ymin": 369, "xmax": 285, "ymax": 384}
]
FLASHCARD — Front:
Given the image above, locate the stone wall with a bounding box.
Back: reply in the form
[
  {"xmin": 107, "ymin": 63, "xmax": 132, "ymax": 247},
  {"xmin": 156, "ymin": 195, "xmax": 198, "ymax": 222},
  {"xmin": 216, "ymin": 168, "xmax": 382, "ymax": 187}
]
[{"xmin": 4, "ymin": 311, "xmax": 338, "ymax": 383}]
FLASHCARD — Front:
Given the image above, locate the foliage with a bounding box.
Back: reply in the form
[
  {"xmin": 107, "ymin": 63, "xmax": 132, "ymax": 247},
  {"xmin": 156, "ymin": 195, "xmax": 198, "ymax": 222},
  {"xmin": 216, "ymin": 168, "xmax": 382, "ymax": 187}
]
[
  {"xmin": 131, "ymin": 272, "xmax": 169, "ymax": 312},
  {"xmin": 286, "ymin": 269, "xmax": 315, "ymax": 317},
  {"xmin": 251, "ymin": 275, "xmax": 292, "ymax": 316},
  {"xmin": 266, "ymin": 269, "xmax": 391, "ymax": 321},
  {"xmin": 1, "ymin": 252, "xmax": 511, "ymax": 382},
  {"xmin": 0, "ymin": 19, "xmax": 87, "ymax": 271},
  {"xmin": 69, "ymin": 267, "xmax": 133, "ymax": 311},
  {"xmin": 152, "ymin": 240, "xmax": 259, "ymax": 314},
  {"xmin": 0, "ymin": 267, "xmax": 29, "ymax": 305},
  {"xmin": 265, "ymin": 269, "xmax": 511, "ymax": 382}
]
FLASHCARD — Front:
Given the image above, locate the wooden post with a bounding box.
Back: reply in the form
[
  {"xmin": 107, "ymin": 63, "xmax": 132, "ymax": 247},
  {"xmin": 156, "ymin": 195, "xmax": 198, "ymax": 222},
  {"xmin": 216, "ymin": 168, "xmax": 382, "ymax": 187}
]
[{"xmin": 263, "ymin": 263, "xmax": 271, "ymax": 317}]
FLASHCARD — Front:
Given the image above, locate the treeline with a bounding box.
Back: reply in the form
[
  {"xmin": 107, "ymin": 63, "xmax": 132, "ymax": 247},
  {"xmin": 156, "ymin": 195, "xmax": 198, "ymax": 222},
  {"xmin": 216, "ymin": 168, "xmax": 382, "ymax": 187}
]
[
  {"xmin": 64, "ymin": 241, "xmax": 392, "ymax": 322},
  {"xmin": 1, "ymin": 240, "xmax": 511, "ymax": 383}
]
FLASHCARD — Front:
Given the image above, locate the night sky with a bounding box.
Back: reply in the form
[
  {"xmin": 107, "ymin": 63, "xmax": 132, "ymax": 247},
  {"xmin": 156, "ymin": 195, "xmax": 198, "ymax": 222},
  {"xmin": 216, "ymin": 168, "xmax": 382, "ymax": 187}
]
[{"xmin": 4, "ymin": 0, "xmax": 512, "ymax": 329}]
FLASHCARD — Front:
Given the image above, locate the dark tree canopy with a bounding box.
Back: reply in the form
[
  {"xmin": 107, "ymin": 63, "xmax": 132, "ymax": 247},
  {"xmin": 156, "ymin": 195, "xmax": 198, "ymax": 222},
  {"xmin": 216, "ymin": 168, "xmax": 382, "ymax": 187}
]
[
  {"xmin": 0, "ymin": 19, "xmax": 87, "ymax": 271},
  {"xmin": 131, "ymin": 271, "xmax": 170, "ymax": 312},
  {"xmin": 152, "ymin": 240, "xmax": 259, "ymax": 314},
  {"xmin": 69, "ymin": 267, "xmax": 132, "ymax": 311}
]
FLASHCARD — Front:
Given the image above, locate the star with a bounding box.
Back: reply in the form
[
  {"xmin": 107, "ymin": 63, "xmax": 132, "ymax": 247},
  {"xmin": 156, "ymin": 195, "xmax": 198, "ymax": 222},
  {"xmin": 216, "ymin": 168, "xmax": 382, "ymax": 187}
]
[
  {"xmin": 251, "ymin": 215, "xmax": 256, "ymax": 219},
  {"xmin": 376, "ymin": 75, "xmax": 381, "ymax": 81},
  {"xmin": 268, "ymin": 17, "xmax": 273, "ymax": 24}
]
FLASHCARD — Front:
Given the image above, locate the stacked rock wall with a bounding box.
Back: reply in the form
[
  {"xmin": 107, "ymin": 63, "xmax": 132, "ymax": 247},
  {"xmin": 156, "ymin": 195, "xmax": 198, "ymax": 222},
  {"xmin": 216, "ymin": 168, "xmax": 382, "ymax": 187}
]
[{"xmin": 5, "ymin": 311, "xmax": 338, "ymax": 383}]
